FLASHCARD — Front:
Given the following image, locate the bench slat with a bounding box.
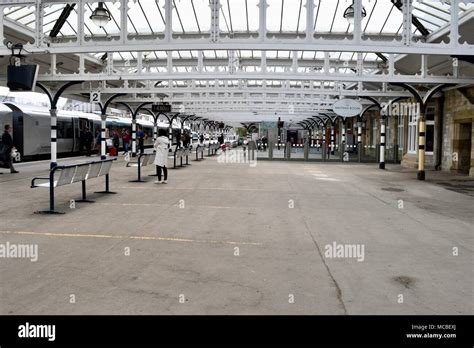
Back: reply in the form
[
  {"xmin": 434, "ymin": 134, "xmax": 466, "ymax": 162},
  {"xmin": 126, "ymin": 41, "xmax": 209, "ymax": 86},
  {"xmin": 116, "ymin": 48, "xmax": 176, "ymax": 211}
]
[
  {"xmin": 56, "ymin": 167, "xmax": 77, "ymax": 187},
  {"xmin": 72, "ymin": 164, "xmax": 90, "ymax": 183},
  {"xmin": 99, "ymin": 161, "xmax": 113, "ymax": 177},
  {"xmin": 87, "ymin": 162, "xmax": 102, "ymax": 179}
]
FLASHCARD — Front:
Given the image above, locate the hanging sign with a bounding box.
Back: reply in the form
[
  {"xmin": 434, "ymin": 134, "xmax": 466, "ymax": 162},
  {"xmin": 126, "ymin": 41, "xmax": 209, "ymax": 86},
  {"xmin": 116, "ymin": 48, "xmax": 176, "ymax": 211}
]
[
  {"xmin": 90, "ymin": 90, "xmax": 101, "ymax": 104},
  {"xmin": 332, "ymin": 99, "xmax": 363, "ymax": 117},
  {"xmin": 152, "ymin": 103, "xmax": 171, "ymax": 113}
]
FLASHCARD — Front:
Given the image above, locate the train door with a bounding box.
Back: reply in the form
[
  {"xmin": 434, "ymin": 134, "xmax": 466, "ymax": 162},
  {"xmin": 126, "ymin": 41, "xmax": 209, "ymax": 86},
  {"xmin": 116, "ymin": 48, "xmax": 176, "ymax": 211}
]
[
  {"xmin": 72, "ymin": 118, "xmax": 79, "ymax": 151},
  {"xmin": 79, "ymin": 118, "xmax": 90, "ymax": 132},
  {"xmin": 76, "ymin": 117, "xmax": 91, "ymax": 152},
  {"xmin": 11, "ymin": 110, "xmax": 24, "ymax": 156}
]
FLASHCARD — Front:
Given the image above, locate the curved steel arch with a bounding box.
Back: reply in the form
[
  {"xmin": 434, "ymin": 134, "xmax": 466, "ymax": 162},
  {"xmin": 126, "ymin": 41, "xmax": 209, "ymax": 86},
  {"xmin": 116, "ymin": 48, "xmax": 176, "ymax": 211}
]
[{"xmin": 312, "ymin": 115, "xmax": 329, "ymax": 127}]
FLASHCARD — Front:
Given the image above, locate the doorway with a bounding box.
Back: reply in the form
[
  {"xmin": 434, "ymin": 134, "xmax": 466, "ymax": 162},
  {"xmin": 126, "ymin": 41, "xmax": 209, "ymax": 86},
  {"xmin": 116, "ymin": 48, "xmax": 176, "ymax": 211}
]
[{"xmin": 458, "ymin": 122, "xmax": 472, "ymax": 174}]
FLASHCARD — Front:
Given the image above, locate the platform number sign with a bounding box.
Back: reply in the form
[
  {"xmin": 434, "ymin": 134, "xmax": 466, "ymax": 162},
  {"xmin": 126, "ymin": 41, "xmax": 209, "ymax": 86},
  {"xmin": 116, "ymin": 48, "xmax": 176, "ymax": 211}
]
[{"xmin": 90, "ymin": 91, "xmax": 101, "ymax": 104}]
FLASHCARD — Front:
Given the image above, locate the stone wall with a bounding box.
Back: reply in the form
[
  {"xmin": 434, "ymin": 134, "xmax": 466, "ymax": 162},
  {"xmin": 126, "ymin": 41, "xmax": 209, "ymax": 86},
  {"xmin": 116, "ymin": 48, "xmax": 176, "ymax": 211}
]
[{"xmin": 442, "ymin": 88, "xmax": 474, "ymax": 177}]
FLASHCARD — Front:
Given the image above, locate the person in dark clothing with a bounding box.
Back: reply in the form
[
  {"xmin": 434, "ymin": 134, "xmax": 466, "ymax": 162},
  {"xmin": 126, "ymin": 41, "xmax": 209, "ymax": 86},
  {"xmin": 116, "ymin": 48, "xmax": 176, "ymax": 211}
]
[
  {"xmin": 112, "ymin": 129, "xmax": 120, "ymax": 150},
  {"xmin": 137, "ymin": 126, "xmax": 145, "ymax": 154},
  {"xmin": 218, "ymin": 133, "xmax": 224, "ymax": 145},
  {"xmin": 84, "ymin": 127, "xmax": 93, "ymax": 156},
  {"xmin": 183, "ymin": 131, "xmax": 191, "ymax": 148},
  {"xmin": 79, "ymin": 129, "xmax": 86, "ymax": 154},
  {"xmin": 1, "ymin": 125, "xmax": 18, "ymax": 173},
  {"xmin": 262, "ymin": 136, "xmax": 267, "ymax": 151},
  {"xmin": 199, "ymin": 133, "xmax": 204, "ymax": 144}
]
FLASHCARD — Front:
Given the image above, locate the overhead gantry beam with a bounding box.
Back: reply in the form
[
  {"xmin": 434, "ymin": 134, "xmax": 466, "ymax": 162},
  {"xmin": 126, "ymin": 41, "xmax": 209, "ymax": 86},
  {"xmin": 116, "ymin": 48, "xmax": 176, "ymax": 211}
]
[
  {"xmin": 30, "ymin": 70, "xmax": 473, "ymax": 85},
  {"xmin": 65, "ymin": 85, "xmax": 412, "ymax": 99}
]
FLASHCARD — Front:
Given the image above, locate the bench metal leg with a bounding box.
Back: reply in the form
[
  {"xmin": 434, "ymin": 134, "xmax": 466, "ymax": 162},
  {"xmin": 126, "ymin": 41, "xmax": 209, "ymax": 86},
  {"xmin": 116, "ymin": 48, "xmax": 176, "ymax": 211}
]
[
  {"xmin": 129, "ymin": 164, "xmax": 145, "ymax": 183},
  {"xmin": 186, "ymin": 155, "xmax": 190, "ymax": 165},
  {"xmin": 34, "ymin": 185, "xmax": 65, "ymax": 214},
  {"xmin": 95, "ymin": 174, "xmax": 117, "ymax": 194},
  {"xmin": 76, "ymin": 180, "xmax": 95, "ymax": 203},
  {"xmin": 35, "ymin": 210, "xmax": 65, "ymax": 215}
]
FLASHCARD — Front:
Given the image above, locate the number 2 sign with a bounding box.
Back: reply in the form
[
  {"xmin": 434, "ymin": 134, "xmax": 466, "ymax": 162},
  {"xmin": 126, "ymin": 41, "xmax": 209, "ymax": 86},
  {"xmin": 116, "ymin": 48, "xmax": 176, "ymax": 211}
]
[{"xmin": 90, "ymin": 91, "xmax": 101, "ymax": 104}]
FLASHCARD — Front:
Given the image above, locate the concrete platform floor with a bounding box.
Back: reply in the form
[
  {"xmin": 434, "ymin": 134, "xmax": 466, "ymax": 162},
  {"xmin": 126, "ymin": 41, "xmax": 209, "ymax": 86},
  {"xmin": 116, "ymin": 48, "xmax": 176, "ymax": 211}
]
[{"xmin": 0, "ymin": 150, "xmax": 472, "ymax": 314}]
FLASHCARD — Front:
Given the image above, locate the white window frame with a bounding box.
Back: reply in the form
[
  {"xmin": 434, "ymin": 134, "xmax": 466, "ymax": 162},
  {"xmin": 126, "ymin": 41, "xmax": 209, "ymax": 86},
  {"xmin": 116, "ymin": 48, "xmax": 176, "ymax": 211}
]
[
  {"xmin": 397, "ymin": 114, "xmax": 404, "ymax": 150},
  {"xmin": 408, "ymin": 107, "xmax": 418, "ymax": 154},
  {"xmin": 372, "ymin": 118, "xmax": 378, "ymax": 148}
]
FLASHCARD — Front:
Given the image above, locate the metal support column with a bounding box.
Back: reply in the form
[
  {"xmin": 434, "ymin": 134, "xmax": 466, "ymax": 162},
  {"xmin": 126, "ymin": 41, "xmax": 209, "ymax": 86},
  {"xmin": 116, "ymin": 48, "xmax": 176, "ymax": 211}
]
[{"xmin": 379, "ymin": 114, "xmax": 387, "ymax": 169}]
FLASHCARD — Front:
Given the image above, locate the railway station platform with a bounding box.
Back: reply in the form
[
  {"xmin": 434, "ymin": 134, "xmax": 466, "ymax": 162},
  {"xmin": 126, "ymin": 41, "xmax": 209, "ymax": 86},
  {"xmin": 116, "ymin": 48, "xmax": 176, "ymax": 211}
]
[{"xmin": 0, "ymin": 151, "xmax": 472, "ymax": 315}]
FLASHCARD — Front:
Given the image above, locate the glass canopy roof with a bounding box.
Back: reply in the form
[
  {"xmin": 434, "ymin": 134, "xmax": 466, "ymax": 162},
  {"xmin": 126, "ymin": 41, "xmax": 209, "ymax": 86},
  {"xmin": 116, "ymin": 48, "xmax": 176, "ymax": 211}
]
[{"xmin": 5, "ymin": 1, "xmax": 472, "ymax": 43}]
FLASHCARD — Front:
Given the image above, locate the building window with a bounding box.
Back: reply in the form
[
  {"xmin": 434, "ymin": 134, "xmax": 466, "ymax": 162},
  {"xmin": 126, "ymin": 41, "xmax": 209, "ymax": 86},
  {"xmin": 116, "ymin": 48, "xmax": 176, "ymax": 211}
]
[
  {"xmin": 398, "ymin": 114, "xmax": 404, "ymax": 150},
  {"xmin": 425, "ymin": 105, "xmax": 435, "ymax": 154},
  {"xmin": 408, "ymin": 107, "xmax": 418, "ymax": 154},
  {"xmin": 372, "ymin": 118, "xmax": 378, "ymax": 148}
]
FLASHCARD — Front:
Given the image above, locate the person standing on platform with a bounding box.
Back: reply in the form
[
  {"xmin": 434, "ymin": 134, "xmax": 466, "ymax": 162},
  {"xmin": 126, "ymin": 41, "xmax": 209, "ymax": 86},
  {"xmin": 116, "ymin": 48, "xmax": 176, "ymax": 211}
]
[
  {"xmin": 79, "ymin": 128, "xmax": 86, "ymax": 154},
  {"xmin": 183, "ymin": 131, "xmax": 191, "ymax": 148},
  {"xmin": 1, "ymin": 125, "xmax": 18, "ymax": 173},
  {"xmin": 94, "ymin": 130, "xmax": 100, "ymax": 152},
  {"xmin": 137, "ymin": 126, "xmax": 145, "ymax": 154},
  {"xmin": 122, "ymin": 129, "xmax": 131, "ymax": 154},
  {"xmin": 112, "ymin": 129, "xmax": 120, "ymax": 151},
  {"xmin": 84, "ymin": 127, "xmax": 93, "ymax": 157},
  {"xmin": 154, "ymin": 129, "xmax": 169, "ymax": 184}
]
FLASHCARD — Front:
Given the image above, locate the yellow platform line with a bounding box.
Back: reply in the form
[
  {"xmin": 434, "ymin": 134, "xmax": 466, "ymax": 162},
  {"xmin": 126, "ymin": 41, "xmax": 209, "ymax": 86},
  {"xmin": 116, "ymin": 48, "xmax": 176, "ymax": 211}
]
[
  {"xmin": 0, "ymin": 230, "xmax": 263, "ymax": 246},
  {"xmin": 119, "ymin": 186, "xmax": 265, "ymax": 191},
  {"xmin": 97, "ymin": 202, "xmax": 232, "ymax": 209}
]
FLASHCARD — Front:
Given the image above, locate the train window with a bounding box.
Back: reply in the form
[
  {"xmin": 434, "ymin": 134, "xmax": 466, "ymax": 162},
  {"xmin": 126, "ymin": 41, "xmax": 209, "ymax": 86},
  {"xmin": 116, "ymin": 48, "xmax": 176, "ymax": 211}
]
[{"xmin": 57, "ymin": 120, "xmax": 73, "ymax": 139}]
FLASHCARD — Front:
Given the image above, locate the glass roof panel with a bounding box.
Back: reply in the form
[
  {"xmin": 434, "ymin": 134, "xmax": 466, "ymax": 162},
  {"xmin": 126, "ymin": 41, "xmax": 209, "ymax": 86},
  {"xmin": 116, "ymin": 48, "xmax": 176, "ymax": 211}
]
[
  {"xmin": 314, "ymin": 0, "xmax": 336, "ymax": 32},
  {"xmin": 267, "ymin": 0, "xmax": 306, "ymax": 32},
  {"xmin": 127, "ymin": 0, "xmax": 166, "ymax": 34},
  {"xmin": 4, "ymin": 6, "xmax": 34, "ymax": 21},
  {"xmin": 220, "ymin": 0, "xmax": 260, "ymax": 32},
  {"xmin": 363, "ymin": 0, "xmax": 402, "ymax": 34},
  {"xmin": 173, "ymin": 0, "xmax": 210, "ymax": 33}
]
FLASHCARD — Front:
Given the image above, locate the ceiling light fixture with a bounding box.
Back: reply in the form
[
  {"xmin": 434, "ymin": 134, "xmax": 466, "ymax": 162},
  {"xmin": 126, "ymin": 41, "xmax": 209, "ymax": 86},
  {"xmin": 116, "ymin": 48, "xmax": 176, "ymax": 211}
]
[
  {"xmin": 343, "ymin": 0, "xmax": 367, "ymax": 25},
  {"xmin": 90, "ymin": 2, "xmax": 111, "ymax": 28}
]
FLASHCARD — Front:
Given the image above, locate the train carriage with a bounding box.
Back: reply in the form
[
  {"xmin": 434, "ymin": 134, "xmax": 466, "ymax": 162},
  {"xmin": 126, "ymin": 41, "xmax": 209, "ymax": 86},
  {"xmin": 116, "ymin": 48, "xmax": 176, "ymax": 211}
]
[{"xmin": 0, "ymin": 103, "xmax": 182, "ymax": 161}]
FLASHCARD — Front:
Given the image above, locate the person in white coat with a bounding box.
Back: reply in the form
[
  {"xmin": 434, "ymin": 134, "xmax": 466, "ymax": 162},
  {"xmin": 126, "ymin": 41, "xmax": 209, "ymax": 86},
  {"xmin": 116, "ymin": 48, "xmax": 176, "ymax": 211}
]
[{"xmin": 153, "ymin": 129, "xmax": 170, "ymax": 184}]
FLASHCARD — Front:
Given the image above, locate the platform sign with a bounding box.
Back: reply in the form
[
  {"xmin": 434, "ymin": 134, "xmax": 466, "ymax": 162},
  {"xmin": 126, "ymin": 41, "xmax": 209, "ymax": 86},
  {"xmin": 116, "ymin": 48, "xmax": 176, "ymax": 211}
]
[
  {"xmin": 152, "ymin": 103, "xmax": 171, "ymax": 113},
  {"xmin": 90, "ymin": 91, "xmax": 101, "ymax": 104},
  {"xmin": 332, "ymin": 99, "xmax": 362, "ymax": 117}
]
